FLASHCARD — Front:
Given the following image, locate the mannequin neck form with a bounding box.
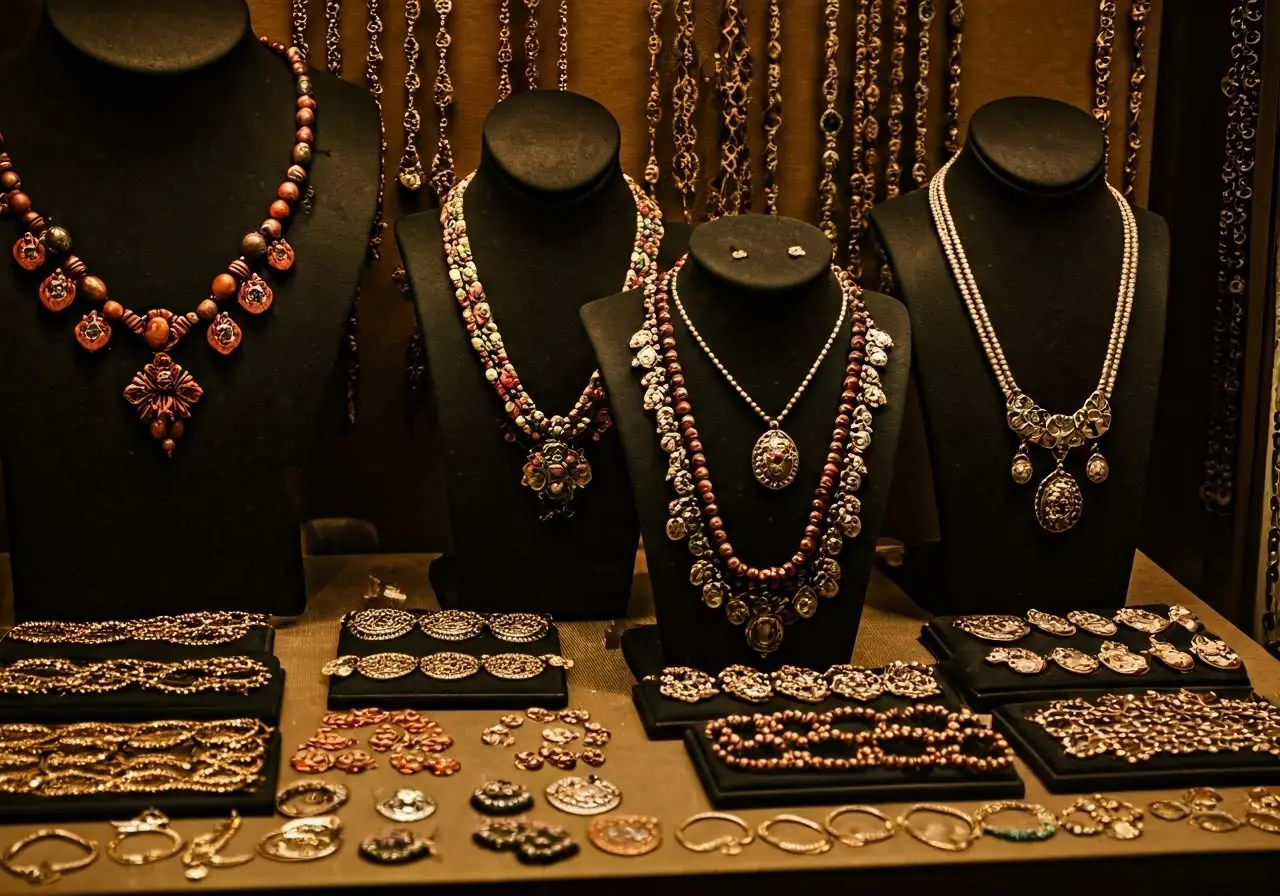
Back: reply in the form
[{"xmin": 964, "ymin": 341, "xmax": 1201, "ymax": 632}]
[
  {"xmin": 469, "ymin": 140, "xmax": 626, "ymax": 214},
  {"xmin": 679, "ymin": 249, "xmax": 833, "ymax": 324},
  {"xmin": 45, "ymin": 0, "xmax": 250, "ymax": 74}
]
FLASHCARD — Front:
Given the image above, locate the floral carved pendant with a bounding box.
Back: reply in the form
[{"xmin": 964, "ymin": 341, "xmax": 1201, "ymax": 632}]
[
  {"xmin": 751, "ymin": 427, "xmax": 800, "ymax": 490},
  {"xmin": 1034, "ymin": 463, "xmax": 1084, "ymax": 533},
  {"xmin": 522, "ymin": 440, "xmax": 592, "ymax": 521},
  {"xmin": 122, "ymin": 353, "xmax": 204, "ymax": 457}
]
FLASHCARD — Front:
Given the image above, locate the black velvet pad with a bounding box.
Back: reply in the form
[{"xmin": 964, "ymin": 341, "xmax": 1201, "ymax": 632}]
[
  {"xmin": 921, "ymin": 604, "xmax": 1253, "ymax": 711},
  {"xmin": 684, "ymin": 720, "xmax": 1024, "ymax": 809},
  {"xmin": 0, "ymin": 652, "xmax": 283, "ymax": 725},
  {"xmin": 993, "ymin": 701, "xmax": 1280, "ymax": 794},
  {"xmin": 0, "ymin": 730, "xmax": 282, "ymax": 824},
  {"xmin": 326, "ymin": 611, "xmax": 568, "ymax": 710},
  {"xmin": 634, "ymin": 664, "xmax": 966, "ymax": 741},
  {"xmin": 0, "ymin": 626, "xmax": 275, "ymax": 663}
]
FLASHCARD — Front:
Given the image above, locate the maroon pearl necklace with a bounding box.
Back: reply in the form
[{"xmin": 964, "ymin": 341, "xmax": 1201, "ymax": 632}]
[{"xmin": 1, "ymin": 38, "xmax": 313, "ymax": 457}]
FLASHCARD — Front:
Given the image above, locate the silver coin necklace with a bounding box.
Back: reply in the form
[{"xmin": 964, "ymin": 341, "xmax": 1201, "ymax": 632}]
[{"xmin": 670, "ymin": 271, "xmax": 850, "ymax": 490}]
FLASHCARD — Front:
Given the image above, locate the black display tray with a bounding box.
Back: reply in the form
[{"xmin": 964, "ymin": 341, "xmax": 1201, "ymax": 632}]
[
  {"xmin": 0, "ymin": 730, "xmax": 282, "ymax": 824},
  {"xmin": 326, "ymin": 611, "xmax": 568, "ymax": 710},
  {"xmin": 0, "ymin": 652, "xmax": 285, "ymax": 725},
  {"xmin": 684, "ymin": 724, "xmax": 1024, "ymax": 809},
  {"xmin": 922, "ymin": 604, "xmax": 1252, "ymax": 710},
  {"xmin": 634, "ymin": 664, "xmax": 966, "ymax": 741},
  {"xmin": 992, "ymin": 700, "xmax": 1280, "ymax": 794},
  {"xmin": 0, "ymin": 624, "xmax": 275, "ymax": 662}
]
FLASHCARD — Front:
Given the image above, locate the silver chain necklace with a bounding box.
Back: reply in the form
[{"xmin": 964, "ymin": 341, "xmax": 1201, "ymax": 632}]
[
  {"xmin": 670, "ymin": 271, "xmax": 848, "ymax": 490},
  {"xmin": 928, "ymin": 153, "xmax": 1138, "ymax": 533}
]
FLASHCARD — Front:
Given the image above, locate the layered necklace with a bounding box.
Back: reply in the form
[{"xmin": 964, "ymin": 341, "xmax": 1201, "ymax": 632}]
[
  {"xmin": 927, "ymin": 154, "xmax": 1138, "ymax": 533},
  {"xmin": 441, "ymin": 173, "xmax": 664, "ymax": 519},
  {"xmin": 632, "ymin": 255, "xmax": 891, "ymax": 656},
  {"xmin": 3, "ymin": 38, "xmax": 313, "ymax": 457}
]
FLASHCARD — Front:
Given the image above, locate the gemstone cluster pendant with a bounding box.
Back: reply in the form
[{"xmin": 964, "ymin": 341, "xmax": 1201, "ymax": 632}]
[{"xmin": 751, "ymin": 426, "xmax": 799, "ymax": 490}]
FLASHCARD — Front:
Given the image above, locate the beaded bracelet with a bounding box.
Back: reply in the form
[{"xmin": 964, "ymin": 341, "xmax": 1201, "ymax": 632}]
[{"xmin": 972, "ymin": 800, "xmax": 1057, "ymax": 841}]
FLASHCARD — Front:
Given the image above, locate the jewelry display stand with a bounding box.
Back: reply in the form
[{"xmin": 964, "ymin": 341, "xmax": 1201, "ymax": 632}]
[
  {"xmin": 922, "ymin": 604, "xmax": 1253, "ymax": 711},
  {"xmin": 397, "ymin": 89, "xmax": 689, "ymax": 621},
  {"xmin": 992, "ymin": 702, "xmax": 1280, "ymax": 794},
  {"xmin": 683, "ymin": 726, "xmax": 1024, "ymax": 810},
  {"xmin": 583, "ymin": 214, "xmax": 910, "ymax": 683},
  {"xmin": 869, "ymin": 96, "xmax": 1169, "ymax": 615},
  {"xmin": 0, "ymin": 627, "xmax": 274, "ymax": 662},
  {"xmin": 0, "ymin": 0, "xmax": 380, "ymax": 621},
  {"xmin": 633, "ymin": 664, "xmax": 966, "ymax": 741},
  {"xmin": 325, "ymin": 611, "xmax": 569, "ymax": 710}
]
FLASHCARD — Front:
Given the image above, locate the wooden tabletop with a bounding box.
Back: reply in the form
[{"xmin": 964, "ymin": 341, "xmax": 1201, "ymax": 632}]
[{"xmin": 2, "ymin": 551, "xmax": 1278, "ymax": 895}]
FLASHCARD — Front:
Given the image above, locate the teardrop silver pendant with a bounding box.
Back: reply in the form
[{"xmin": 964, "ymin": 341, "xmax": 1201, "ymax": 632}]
[
  {"xmin": 751, "ymin": 427, "xmax": 800, "ymax": 490},
  {"xmin": 1035, "ymin": 463, "xmax": 1084, "ymax": 533}
]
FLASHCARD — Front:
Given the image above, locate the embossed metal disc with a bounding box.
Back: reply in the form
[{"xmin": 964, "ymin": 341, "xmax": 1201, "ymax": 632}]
[
  {"xmin": 1035, "ymin": 468, "xmax": 1083, "ymax": 533},
  {"xmin": 751, "ymin": 428, "xmax": 800, "ymax": 490}
]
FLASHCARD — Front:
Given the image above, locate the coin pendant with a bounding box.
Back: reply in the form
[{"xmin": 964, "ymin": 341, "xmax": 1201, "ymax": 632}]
[{"xmin": 751, "ymin": 428, "xmax": 800, "ymax": 490}]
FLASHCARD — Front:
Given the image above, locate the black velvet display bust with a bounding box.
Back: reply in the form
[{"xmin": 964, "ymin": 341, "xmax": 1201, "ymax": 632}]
[
  {"xmin": 583, "ymin": 214, "xmax": 911, "ymax": 675},
  {"xmin": 395, "ymin": 90, "xmax": 688, "ymax": 621},
  {"xmin": 869, "ymin": 96, "xmax": 1169, "ymax": 614},
  {"xmin": 0, "ymin": 0, "xmax": 380, "ymax": 620}
]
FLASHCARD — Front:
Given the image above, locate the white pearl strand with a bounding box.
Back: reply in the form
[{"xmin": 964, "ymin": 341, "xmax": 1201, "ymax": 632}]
[{"xmin": 926, "ymin": 154, "xmax": 1138, "ymax": 404}]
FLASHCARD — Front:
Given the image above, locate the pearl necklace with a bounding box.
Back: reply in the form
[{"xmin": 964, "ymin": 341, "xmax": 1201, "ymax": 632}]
[
  {"xmin": 927, "ymin": 154, "xmax": 1138, "ymax": 533},
  {"xmin": 441, "ymin": 172, "xmax": 664, "ymax": 519},
  {"xmin": 632, "ymin": 255, "xmax": 890, "ymax": 656}
]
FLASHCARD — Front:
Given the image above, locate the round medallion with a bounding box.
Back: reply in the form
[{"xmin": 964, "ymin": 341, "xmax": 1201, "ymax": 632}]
[
  {"xmin": 1066, "ymin": 610, "xmax": 1118, "ymax": 637},
  {"xmin": 1010, "ymin": 453, "xmax": 1034, "ymax": 485},
  {"xmin": 793, "ymin": 586, "xmax": 819, "ymax": 619},
  {"xmin": 953, "ymin": 614, "xmax": 1030, "ymax": 642},
  {"xmin": 1027, "ymin": 609, "xmax": 1076, "ymax": 637},
  {"xmin": 545, "ymin": 775, "xmax": 622, "ymax": 816},
  {"xmin": 666, "ymin": 517, "xmax": 686, "ymax": 540},
  {"xmin": 1035, "ymin": 468, "xmax": 1084, "ymax": 533},
  {"xmin": 745, "ymin": 613, "xmax": 785, "ymax": 657},
  {"xmin": 358, "ymin": 828, "xmax": 435, "ymax": 865},
  {"xmin": 587, "ymin": 815, "xmax": 662, "ymax": 857},
  {"xmin": 1143, "ymin": 637, "xmax": 1194, "ymax": 672},
  {"xmin": 376, "ymin": 789, "xmax": 437, "ymax": 823},
  {"xmin": 751, "ymin": 428, "xmax": 800, "ymax": 490},
  {"xmin": 1049, "ymin": 647, "xmax": 1100, "ymax": 675},
  {"xmin": 471, "ymin": 780, "xmax": 534, "ymax": 816},
  {"xmin": 702, "ymin": 581, "xmax": 727, "ymax": 609},
  {"xmin": 1098, "ymin": 641, "xmax": 1149, "ymax": 675},
  {"xmin": 724, "ymin": 599, "xmax": 750, "ymax": 626},
  {"xmin": 986, "ymin": 646, "xmax": 1046, "ymax": 675}
]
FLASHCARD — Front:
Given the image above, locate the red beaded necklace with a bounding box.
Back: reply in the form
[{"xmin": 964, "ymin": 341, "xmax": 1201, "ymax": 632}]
[
  {"xmin": 440, "ymin": 171, "xmax": 665, "ymax": 519},
  {"xmin": 632, "ymin": 255, "xmax": 892, "ymax": 656},
  {"xmin": 2, "ymin": 38, "xmax": 313, "ymax": 457}
]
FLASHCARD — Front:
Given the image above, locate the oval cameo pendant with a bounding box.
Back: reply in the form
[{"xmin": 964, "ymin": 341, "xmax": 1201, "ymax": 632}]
[
  {"xmin": 751, "ymin": 428, "xmax": 799, "ymax": 490},
  {"xmin": 1035, "ymin": 466, "xmax": 1084, "ymax": 533}
]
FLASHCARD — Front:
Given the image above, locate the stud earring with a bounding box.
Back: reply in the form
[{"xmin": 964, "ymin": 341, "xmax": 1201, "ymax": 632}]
[
  {"xmin": 787, "ymin": 245, "xmax": 806, "ymax": 258},
  {"xmin": 730, "ymin": 247, "xmax": 748, "ymax": 260}
]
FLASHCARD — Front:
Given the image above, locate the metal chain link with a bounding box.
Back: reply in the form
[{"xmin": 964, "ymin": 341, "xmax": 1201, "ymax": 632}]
[
  {"xmin": 761, "ymin": 0, "xmax": 782, "ymax": 216},
  {"xmin": 428, "ymin": 0, "xmax": 456, "ymax": 199},
  {"xmin": 671, "ymin": 0, "xmax": 699, "ymax": 223},
  {"xmin": 1122, "ymin": 0, "xmax": 1152, "ymax": 203},
  {"xmin": 497, "ymin": 0, "xmax": 513, "ymax": 100},
  {"xmin": 365, "ymin": 0, "xmax": 386, "ymax": 259},
  {"xmin": 643, "ymin": 0, "xmax": 664, "ymax": 197},
  {"xmin": 397, "ymin": 0, "xmax": 425, "ymax": 191},
  {"xmin": 557, "ymin": 0, "xmax": 569, "ymax": 91},
  {"xmin": 912, "ymin": 0, "xmax": 934, "ymax": 189},
  {"xmin": 524, "ymin": 0, "xmax": 541, "ymax": 90},
  {"xmin": 291, "ymin": 0, "xmax": 310, "ymax": 62},
  {"xmin": 1092, "ymin": 0, "xmax": 1117, "ymax": 166},
  {"xmin": 847, "ymin": 0, "xmax": 870, "ymax": 277},
  {"xmin": 325, "ymin": 0, "xmax": 342, "ymax": 75},
  {"xmin": 943, "ymin": 0, "xmax": 963, "ymax": 160},
  {"xmin": 709, "ymin": 0, "xmax": 751, "ymax": 218},
  {"xmin": 817, "ymin": 0, "xmax": 842, "ymax": 244}
]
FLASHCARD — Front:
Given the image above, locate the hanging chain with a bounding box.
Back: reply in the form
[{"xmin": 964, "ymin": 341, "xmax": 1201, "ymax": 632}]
[
  {"xmin": 642, "ymin": 0, "xmax": 664, "ymax": 198},
  {"xmin": 847, "ymin": 0, "xmax": 870, "ymax": 277},
  {"xmin": 710, "ymin": 0, "xmax": 751, "ymax": 218},
  {"xmin": 1122, "ymin": 0, "xmax": 1151, "ymax": 203},
  {"xmin": 943, "ymin": 0, "xmax": 963, "ymax": 159},
  {"xmin": 672, "ymin": 0, "xmax": 700, "ymax": 223},
  {"xmin": 325, "ymin": 0, "xmax": 342, "ymax": 75},
  {"xmin": 397, "ymin": 0, "xmax": 426, "ymax": 191},
  {"xmin": 365, "ymin": 0, "xmax": 386, "ymax": 259},
  {"xmin": 884, "ymin": 0, "xmax": 907, "ymax": 201},
  {"xmin": 1204, "ymin": 0, "xmax": 1264, "ymax": 513},
  {"xmin": 816, "ymin": 0, "xmax": 842, "ymax": 245},
  {"xmin": 1092, "ymin": 0, "xmax": 1117, "ymax": 167},
  {"xmin": 761, "ymin": 0, "xmax": 783, "ymax": 216},
  {"xmin": 498, "ymin": 0, "xmax": 513, "ymax": 101},
  {"xmin": 912, "ymin": 0, "xmax": 934, "ymax": 189},
  {"xmin": 428, "ymin": 0, "xmax": 456, "ymax": 199},
  {"xmin": 557, "ymin": 0, "xmax": 569, "ymax": 91},
  {"xmin": 524, "ymin": 0, "xmax": 541, "ymax": 90},
  {"xmin": 862, "ymin": 0, "xmax": 884, "ymax": 234},
  {"xmin": 291, "ymin": 0, "xmax": 310, "ymax": 63}
]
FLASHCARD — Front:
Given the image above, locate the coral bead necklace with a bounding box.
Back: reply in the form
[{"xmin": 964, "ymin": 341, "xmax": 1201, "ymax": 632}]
[{"xmin": 2, "ymin": 38, "xmax": 313, "ymax": 457}]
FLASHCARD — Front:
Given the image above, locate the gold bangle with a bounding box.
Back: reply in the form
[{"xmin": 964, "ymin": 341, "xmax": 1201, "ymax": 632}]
[
  {"xmin": 972, "ymin": 800, "xmax": 1057, "ymax": 842},
  {"xmin": 898, "ymin": 804, "xmax": 979, "ymax": 851},
  {"xmin": 823, "ymin": 805, "xmax": 897, "ymax": 847},
  {"xmin": 757, "ymin": 814, "xmax": 832, "ymax": 855},
  {"xmin": 675, "ymin": 812, "xmax": 754, "ymax": 855},
  {"xmin": 1, "ymin": 828, "xmax": 99, "ymax": 885},
  {"xmin": 107, "ymin": 810, "xmax": 184, "ymax": 866},
  {"xmin": 275, "ymin": 779, "xmax": 350, "ymax": 818}
]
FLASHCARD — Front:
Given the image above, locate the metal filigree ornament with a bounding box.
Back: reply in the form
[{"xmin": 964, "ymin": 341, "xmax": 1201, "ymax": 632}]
[
  {"xmin": 1098, "ymin": 640, "xmax": 1149, "ymax": 675},
  {"xmin": 545, "ymin": 775, "xmax": 621, "ymax": 816},
  {"xmin": 1143, "ymin": 636, "xmax": 1194, "ymax": 672},
  {"xmin": 827, "ymin": 665, "xmax": 885, "ymax": 701},
  {"xmin": 986, "ymin": 646, "xmax": 1045, "ymax": 675},
  {"xmin": 1027, "ymin": 609, "xmax": 1076, "ymax": 637},
  {"xmin": 1190, "ymin": 633, "xmax": 1243, "ymax": 671},
  {"xmin": 718, "ymin": 665, "xmax": 773, "ymax": 702},
  {"xmin": 1067, "ymin": 610, "xmax": 1118, "ymax": 637},
  {"xmin": 1167, "ymin": 604, "xmax": 1203, "ymax": 632},
  {"xmin": 637, "ymin": 257, "xmax": 888, "ymax": 656},
  {"xmin": 1049, "ymin": 647, "xmax": 1099, "ymax": 675},
  {"xmin": 442, "ymin": 173, "xmax": 663, "ymax": 520},
  {"xmin": 929, "ymin": 156, "xmax": 1138, "ymax": 533},
  {"xmin": 1114, "ymin": 607, "xmax": 1171, "ymax": 634},
  {"xmin": 953, "ymin": 614, "xmax": 1030, "ymax": 642},
  {"xmin": 377, "ymin": 789, "xmax": 437, "ymax": 822}
]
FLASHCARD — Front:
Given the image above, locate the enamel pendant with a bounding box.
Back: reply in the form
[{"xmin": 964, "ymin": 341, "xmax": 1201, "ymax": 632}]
[
  {"xmin": 1067, "ymin": 610, "xmax": 1118, "ymax": 637},
  {"xmin": 1098, "ymin": 641, "xmax": 1149, "ymax": 675},
  {"xmin": 1143, "ymin": 637, "xmax": 1194, "ymax": 672},
  {"xmin": 986, "ymin": 646, "xmax": 1046, "ymax": 675},
  {"xmin": 1027, "ymin": 609, "xmax": 1076, "ymax": 637},
  {"xmin": 1050, "ymin": 647, "xmax": 1099, "ymax": 675},
  {"xmin": 751, "ymin": 427, "xmax": 800, "ymax": 490}
]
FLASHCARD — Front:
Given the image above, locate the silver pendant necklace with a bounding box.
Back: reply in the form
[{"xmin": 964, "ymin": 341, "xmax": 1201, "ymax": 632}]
[{"xmin": 670, "ymin": 270, "xmax": 850, "ymax": 490}]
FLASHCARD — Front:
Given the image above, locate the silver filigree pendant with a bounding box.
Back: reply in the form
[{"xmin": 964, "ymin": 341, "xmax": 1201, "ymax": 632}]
[
  {"xmin": 1035, "ymin": 463, "xmax": 1083, "ymax": 533},
  {"xmin": 751, "ymin": 427, "xmax": 800, "ymax": 490}
]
